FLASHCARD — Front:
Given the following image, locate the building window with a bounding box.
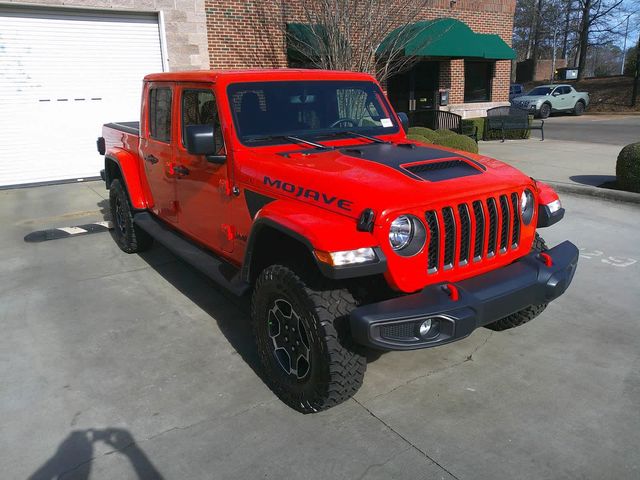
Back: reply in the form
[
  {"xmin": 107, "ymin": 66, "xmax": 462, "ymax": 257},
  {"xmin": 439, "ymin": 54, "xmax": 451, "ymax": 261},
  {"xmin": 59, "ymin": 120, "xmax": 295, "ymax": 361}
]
[
  {"xmin": 464, "ymin": 61, "xmax": 493, "ymax": 103},
  {"xmin": 149, "ymin": 87, "xmax": 172, "ymax": 142}
]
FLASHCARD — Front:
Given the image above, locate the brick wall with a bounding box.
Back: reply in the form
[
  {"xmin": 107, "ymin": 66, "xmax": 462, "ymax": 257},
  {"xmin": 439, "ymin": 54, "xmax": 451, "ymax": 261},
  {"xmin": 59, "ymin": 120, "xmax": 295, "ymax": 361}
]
[
  {"xmin": 2, "ymin": 0, "xmax": 209, "ymax": 71},
  {"xmin": 203, "ymin": 0, "xmax": 515, "ymax": 106}
]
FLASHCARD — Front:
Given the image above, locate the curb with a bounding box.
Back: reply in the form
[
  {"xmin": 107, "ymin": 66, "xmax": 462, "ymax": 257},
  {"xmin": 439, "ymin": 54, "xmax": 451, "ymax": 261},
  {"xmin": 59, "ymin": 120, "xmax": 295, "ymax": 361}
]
[
  {"xmin": 545, "ymin": 181, "xmax": 640, "ymax": 205},
  {"xmin": 585, "ymin": 111, "xmax": 640, "ymax": 116}
]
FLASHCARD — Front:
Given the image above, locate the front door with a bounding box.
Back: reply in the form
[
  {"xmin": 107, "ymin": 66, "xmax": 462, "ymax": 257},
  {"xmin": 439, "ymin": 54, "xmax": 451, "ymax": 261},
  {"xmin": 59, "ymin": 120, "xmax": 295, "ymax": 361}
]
[
  {"xmin": 387, "ymin": 61, "xmax": 439, "ymax": 113},
  {"xmin": 173, "ymin": 85, "xmax": 233, "ymax": 254},
  {"xmin": 413, "ymin": 61, "xmax": 439, "ymax": 110},
  {"xmin": 140, "ymin": 82, "xmax": 178, "ymax": 225}
]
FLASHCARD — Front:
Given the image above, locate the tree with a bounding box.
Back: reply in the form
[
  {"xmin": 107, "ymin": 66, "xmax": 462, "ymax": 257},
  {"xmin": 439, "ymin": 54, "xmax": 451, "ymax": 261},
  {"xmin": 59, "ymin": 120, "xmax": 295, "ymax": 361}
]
[
  {"xmin": 632, "ymin": 33, "xmax": 639, "ymax": 106},
  {"xmin": 575, "ymin": 0, "xmax": 625, "ymax": 79},
  {"xmin": 276, "ymin": 0, "xmax": 443, "ymax": 84}
]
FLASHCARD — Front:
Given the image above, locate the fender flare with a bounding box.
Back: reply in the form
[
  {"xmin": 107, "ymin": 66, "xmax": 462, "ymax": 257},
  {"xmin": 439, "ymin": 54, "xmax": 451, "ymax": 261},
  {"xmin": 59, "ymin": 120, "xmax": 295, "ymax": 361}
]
[
  {"xmin": 105, "ymin": 148, "xmax": 149, "ymax": 210},
  {"xmin": 535, "ymin": 180, "xmax": 565, "ymax": 228},
  {"xmin": 241, "ymin": 210, "xmax": 386, "ymax": 283}
]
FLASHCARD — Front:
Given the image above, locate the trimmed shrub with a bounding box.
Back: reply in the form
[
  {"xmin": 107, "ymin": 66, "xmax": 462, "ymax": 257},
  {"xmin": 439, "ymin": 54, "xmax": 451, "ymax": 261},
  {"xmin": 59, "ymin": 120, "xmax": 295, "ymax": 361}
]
[
  {"xmin": 616, "ymin": 142, "xmax": 640, "ymax": 193},
  {"xmin": 431, "ymin": 132, "xmax": 479, "ymax": 154},
  {"xmin": 406, "ymin": 133, "xmax": 432, "ymax": 144},
  {"xmin": 408, "ymin": 126, "xmax": 438, "ymax": 142},
  {"xmin": 435, "ymin": 128, "xmax": 458, "ymax": 137}
]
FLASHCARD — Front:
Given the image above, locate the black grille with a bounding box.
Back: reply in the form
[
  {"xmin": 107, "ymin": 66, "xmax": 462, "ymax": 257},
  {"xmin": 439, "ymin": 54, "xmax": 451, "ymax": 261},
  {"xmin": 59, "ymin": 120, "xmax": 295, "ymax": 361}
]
[
  {"xmin": 458, "ymin": 204, "xmax": 471, "ymax": 264},
  {"xmin": 425, "ymin": 211, "xmax": 439, "ymax": 272},
  {"xmin": 499, "ymin": 195, "xmax": 510, "ymax": 252},
  {"xmin": 511, "ymin": 193, "xmax": 520, "ymax": 247},
  {"xmin": 380, "ymin": 322, "xmax": 416, "ymax": 341},
  {"xmin": 425, "ymin": 193, "xmax": 520, "ymax": 274},
  {"xmin": 487, "ymin": 198, "xmax": 498, "ymax": 256},
  {"xmin": 442, "ymin": 207, "xmax": 456, "ymax": 269},
  {"xmin": 472, "ymin": 200, "xmax": 485, "ymax": 260}
]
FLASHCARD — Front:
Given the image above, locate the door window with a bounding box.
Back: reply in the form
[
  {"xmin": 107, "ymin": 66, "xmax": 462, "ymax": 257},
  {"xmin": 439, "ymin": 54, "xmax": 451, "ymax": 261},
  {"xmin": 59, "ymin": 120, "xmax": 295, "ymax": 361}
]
[
  {"xmin": 149, "ymin": 88, "xmax": 172, "ymax": 142},
  {"xmin": 181, "ymin": 89, "xmax": 225, "ymax": 155}
]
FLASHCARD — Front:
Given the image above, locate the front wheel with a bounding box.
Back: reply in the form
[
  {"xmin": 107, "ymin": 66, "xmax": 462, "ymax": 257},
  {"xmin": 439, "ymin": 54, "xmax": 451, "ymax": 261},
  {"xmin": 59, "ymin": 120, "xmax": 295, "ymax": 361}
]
[
  {"xmin": 538, "ymin": 103, "xmax": 551, "ymax": 119},
  {"xmin": 251, "ymin": 265, "xmax": 366, "ymax": 413},
  {"xmin": 485, "ymin": 233, "xmax": 548, "ymax": 331}
]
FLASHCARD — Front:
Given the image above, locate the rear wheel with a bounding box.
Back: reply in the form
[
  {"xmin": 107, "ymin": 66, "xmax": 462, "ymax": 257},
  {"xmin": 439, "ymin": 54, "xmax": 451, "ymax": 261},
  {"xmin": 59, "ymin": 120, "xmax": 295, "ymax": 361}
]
[
  {"xmin": 539, "ymin": 103, "xmax": 551, "ymax": 119},
  {"xmin": 573, "ymin": 101, "xmax": 585, "ymax": 116},
  {"xmin": 109, "ymin": 179, "xmax": 153, "ymax": 253},
  {"xmin": 252, "ymin": 264, "xmax": 366, "ymax": 413},
  {"xmin": 485, "ymin": 233, "xmax": 548, "ymax": 331}
]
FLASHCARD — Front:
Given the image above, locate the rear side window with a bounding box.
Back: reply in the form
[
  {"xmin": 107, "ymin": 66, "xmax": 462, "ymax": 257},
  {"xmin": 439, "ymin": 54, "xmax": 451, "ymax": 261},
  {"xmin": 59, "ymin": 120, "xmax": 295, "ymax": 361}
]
[{"xmin": 149, "ymin": 87, "xmax": 172, "ymax": 142}]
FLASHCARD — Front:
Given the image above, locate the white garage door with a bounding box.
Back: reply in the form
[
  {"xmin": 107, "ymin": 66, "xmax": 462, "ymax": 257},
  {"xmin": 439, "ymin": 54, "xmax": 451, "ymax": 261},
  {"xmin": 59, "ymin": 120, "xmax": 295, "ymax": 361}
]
[{"xmin": 0, "ymin": 6, "xmax": 165, "ymax": 187}]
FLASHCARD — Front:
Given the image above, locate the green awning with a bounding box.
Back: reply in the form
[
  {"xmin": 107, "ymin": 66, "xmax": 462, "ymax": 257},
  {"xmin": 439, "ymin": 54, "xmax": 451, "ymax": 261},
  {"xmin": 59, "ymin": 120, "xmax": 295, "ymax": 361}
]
[{"xmin": 378, "ymin": 18, "xmax": 515, "ymax": 60}]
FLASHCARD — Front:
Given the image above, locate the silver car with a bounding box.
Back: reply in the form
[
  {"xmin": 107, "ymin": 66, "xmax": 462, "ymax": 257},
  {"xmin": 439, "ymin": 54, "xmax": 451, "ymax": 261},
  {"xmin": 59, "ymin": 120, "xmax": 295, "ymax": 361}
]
[{"xmin": 511, "ymin": 84, "xmax": 590, "ymax": 119}]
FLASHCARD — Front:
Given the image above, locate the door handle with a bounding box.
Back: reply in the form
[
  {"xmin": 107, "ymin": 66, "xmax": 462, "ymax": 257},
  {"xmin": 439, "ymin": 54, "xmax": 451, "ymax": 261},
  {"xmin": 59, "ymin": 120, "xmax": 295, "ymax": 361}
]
[
  {"xmin": 144, "ymin": 154, "xmax": 159, "ymax": 165},
  {"xmin": 173, "ymin": 165, "xmax": 190, "ymax": 176}
]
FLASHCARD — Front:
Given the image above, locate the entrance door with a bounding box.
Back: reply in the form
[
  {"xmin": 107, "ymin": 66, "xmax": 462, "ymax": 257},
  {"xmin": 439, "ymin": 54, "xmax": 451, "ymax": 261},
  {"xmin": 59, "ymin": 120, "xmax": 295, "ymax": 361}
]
[
  {"xmin": 387, "ymin": 61, "xmax": 439, "ymax": 114},
  {"xmin": 413, "ymin": 61, "xmax": 439, "ymax": 110}
]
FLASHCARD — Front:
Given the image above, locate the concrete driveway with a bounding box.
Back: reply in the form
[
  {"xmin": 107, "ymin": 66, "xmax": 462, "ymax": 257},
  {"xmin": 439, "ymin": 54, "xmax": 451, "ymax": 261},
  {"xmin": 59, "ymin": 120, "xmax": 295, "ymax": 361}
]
[
  {"xmin": 1, "ymin": 181, "xmax": 639, "ymax": 479},
  {"xmin": 537, "ymin": 114, "xmax": 640, "ymax": 145}
]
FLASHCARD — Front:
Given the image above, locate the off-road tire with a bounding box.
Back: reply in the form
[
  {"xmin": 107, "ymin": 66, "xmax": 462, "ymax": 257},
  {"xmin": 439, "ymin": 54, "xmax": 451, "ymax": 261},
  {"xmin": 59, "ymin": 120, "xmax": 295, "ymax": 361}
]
[
  {"xmin": 539, "ymin": 103, "xmax": 551, "ymax": 119},
  {"xmin": 573, "ymin": 101, "xmax": 585, "ymax": 116},
  {"xmin": 485, "ymin": 233, "xmax": 548, "ymax": 331},
  {"xmin": 251, "ymin": 265, "xmax": 366, "ymax": 413},
  {"xmin": 109, "ymin": 179, "xmax": 153, "ymax": 253}
]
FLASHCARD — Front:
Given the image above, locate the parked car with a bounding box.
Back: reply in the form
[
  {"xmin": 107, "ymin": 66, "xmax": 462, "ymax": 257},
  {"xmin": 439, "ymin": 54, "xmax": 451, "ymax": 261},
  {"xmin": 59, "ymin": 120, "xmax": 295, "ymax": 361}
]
[
  {"xmin": 511, "ymin": 84, "xmax": 590, "ymax": 119},
  {"xmin": 98, "ymin": 69, "xmax": 578, "ymax": 413},
  {"xmin": 509, "ymin": 83, "xmax": 525, "ymax": 101}
]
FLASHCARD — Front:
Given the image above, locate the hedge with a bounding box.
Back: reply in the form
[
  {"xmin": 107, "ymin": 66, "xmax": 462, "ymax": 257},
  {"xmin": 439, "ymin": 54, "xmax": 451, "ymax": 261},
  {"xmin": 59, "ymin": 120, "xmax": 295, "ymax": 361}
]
[
  {"xmin": 431, "ymin": 132, "xmax": 479, "ymax": 154},
  {"xmin": 408, "ymin": 127, "xmax": 478, "ymax": 154},
  {"xmin": 616, "ymin": 142, "xmax": 640, "ymax": 193},
  {"xmin": 406, "ymin": 133, "xmax": 432, "ymax": 144}
]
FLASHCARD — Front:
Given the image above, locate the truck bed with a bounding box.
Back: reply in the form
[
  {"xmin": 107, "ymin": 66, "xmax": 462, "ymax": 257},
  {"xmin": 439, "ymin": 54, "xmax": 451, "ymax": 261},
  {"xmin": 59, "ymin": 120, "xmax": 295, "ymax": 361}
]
[{"xmin": 105, "ymin": 121, "xmax": 139, "ymax": 135}]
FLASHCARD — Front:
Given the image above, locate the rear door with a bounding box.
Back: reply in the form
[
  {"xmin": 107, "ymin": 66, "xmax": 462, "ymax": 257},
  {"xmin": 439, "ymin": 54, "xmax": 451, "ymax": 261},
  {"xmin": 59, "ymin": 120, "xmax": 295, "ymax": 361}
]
[
  {"xmin": 140, "ymin": 82, "xmax": 178, "ymax": 225},
  {"xmin": 173, "ymin": 85, "xmax": 233, "ymax": 253}
]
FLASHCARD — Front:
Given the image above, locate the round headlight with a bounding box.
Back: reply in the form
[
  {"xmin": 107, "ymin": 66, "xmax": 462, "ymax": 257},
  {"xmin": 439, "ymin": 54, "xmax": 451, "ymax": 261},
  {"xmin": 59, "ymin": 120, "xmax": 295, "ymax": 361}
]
[
  {"xmin": 388, "ymin": 215, "xmax": 427, "ymax": 256},
  {"xmin": 389, "ymin": 215, "xmax": 413, "ymax": 250},
  {"xmin": 520, "ymin": 189, "xmax": 535, "ymax": 224}
]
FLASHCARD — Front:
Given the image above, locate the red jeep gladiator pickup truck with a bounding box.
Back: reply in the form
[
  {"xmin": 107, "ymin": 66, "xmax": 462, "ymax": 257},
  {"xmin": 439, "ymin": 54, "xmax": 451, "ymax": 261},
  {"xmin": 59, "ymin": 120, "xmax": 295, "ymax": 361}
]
[{"xmin": 98, "ymin": 69, "xmax": 578, "ymax": 413}]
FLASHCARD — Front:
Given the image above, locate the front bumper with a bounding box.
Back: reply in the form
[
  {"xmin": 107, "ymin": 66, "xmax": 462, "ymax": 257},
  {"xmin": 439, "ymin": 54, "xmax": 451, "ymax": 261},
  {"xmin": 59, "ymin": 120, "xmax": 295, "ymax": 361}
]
[{"xmin": 350, "ymin": 241, "xmax": 579, "ymax": 350}]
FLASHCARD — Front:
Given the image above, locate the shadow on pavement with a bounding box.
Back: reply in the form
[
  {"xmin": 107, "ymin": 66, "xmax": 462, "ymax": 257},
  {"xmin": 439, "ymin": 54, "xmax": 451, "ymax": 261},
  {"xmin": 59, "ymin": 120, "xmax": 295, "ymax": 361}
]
[
  {"xmin": 570, "ymin": 174, "xmax": 616, "ymax": 187},
  {"xmin": 28, "ymin": 428, "xmax": 164, "ymax": 480}
]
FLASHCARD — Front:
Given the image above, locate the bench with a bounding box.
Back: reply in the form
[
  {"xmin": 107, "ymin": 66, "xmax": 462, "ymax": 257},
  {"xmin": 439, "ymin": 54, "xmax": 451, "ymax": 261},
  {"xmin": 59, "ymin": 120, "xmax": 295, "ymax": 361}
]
[
  {"xmin": 486, "ymin": 106, "xmax": 544, "ymax": 142},
  {"xmin": 408, "ymin": 109, "xmax": 478, "ymax": 142}
]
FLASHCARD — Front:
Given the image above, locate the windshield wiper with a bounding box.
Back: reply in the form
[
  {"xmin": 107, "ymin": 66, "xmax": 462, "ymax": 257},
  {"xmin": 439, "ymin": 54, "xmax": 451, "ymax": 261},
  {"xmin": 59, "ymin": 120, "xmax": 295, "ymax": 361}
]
[
  {"xmin": 321, "ymin": 130, "xmax": 388, "ymax": 144},
  {"xmin": 245, "ymin": 135, "xmax": 328, "ymax": 150}
]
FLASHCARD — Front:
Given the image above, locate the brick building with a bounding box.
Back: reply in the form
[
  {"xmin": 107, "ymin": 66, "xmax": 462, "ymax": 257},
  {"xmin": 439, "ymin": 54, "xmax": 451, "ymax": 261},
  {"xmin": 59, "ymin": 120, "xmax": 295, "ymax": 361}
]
[{"xmin": 0, "ymin": 0, "xmax": 515, "ymax": 186}]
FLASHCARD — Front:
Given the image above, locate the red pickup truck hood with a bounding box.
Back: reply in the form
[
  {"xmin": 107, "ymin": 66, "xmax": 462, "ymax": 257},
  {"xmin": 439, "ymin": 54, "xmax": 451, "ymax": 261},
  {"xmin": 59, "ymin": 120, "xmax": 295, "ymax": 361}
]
[{"xmin": 237, "ymin": 142, "xmax": 533, "ymax": 219}]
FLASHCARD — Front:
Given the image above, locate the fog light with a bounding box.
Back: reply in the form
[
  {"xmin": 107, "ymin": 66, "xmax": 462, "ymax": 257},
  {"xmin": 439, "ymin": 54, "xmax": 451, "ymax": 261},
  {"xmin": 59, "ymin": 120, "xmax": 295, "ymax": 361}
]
[{"xmin": 419, "ymin": 319, "xmax": 432, "ymax": 337}]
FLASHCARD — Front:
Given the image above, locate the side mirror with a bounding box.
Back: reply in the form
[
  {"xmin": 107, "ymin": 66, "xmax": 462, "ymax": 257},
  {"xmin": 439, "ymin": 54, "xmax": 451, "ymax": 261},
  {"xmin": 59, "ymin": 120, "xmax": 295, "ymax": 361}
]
[
  {"xmin": 552, "ymin": 91, "xmax": 560, "ymax": 96},
  {"xmin": 397, "ymin": 112, "xmax": 410, "ymax": 132},
  {"xmin": 185, "ymin": 124, "xmax": 225, "ymax": 164}
]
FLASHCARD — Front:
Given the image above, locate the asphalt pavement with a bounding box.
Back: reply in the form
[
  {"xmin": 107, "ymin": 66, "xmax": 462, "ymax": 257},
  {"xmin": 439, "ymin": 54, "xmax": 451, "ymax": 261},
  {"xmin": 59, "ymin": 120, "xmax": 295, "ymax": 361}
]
[
  {"xmin": 539, "ymin": 114, "xmax": 640, "ymax": 145},
  {"xmin": 1, "ymin": 181, "xmax": 639, "ymax": 480}
]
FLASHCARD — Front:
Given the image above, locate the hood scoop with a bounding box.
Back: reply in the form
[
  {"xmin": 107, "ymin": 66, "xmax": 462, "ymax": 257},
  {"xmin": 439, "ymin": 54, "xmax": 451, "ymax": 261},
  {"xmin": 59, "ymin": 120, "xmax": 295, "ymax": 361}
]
[{"xmin": 402, "ymin": 159, "xmax": 483, "ymax": 182}]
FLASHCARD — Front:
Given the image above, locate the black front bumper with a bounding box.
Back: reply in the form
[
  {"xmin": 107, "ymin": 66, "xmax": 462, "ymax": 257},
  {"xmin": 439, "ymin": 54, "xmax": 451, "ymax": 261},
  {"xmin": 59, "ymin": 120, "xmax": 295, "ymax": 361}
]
[{"xmin": 350, "ymin": 241, "xmax": 579, "ymax": 350}]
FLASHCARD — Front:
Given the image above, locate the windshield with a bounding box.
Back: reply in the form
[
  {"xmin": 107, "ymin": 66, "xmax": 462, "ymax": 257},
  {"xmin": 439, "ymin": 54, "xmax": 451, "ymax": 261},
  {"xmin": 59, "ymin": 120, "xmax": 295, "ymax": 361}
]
[
  {"xmin": 227, "ymin": 81, "xmax": 399, "ymax": 145},
  {"xmin": 527, "ymin": 87, "xmax": 553, "ymax": 96}
]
